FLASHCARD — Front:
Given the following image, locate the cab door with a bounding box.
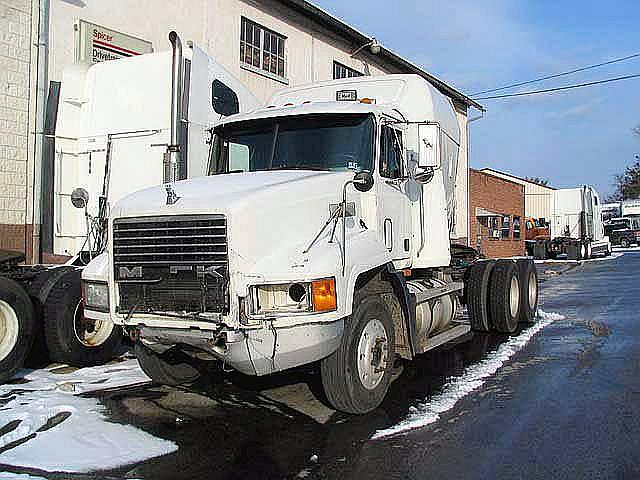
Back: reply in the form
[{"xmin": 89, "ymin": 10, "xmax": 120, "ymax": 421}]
[{"xmin": 377, "ymin": 124, "xmax": 412, "ymax": 263}]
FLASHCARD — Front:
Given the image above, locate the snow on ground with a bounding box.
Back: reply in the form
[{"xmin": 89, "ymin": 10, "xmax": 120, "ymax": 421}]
[
  {"xmin": 612, "ymin": 245, "xmax": 640, "ymax": 252},
  {"xmin": 0, "ymin": 473, "xmax": 47, "ymax": 479},
  {"xmin": 372, "ymin": 310, "xmax": 566, "ymax": 440},
  {"xmin": 534, "ymin": 252, "xmax": 623, "ymax": 264},
  {"xmin": 0, "ymin": 358, "xmax": 177, "ymax": 473}
]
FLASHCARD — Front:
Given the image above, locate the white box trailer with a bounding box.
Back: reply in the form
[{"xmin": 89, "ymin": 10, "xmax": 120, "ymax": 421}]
[{"xmin": 545, "ymin": 185, "xmax": 611, "ymax": 259}]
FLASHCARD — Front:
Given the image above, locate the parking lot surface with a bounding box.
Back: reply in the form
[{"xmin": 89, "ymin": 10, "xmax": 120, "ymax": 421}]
[{"xmin": 1, "ymin": 250, "xmax": 637, "ymax": 479}]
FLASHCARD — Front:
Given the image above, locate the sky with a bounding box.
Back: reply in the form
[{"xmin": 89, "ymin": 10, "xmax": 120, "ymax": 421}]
[{"xmin": 314, "ymin": 0, "xmax": 640, "ymax": 198}]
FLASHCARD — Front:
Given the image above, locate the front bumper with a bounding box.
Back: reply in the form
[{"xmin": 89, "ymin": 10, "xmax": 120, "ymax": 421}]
[{"xmin": 136, "ymin": 319, "xmax": 344, "ymax": 376}]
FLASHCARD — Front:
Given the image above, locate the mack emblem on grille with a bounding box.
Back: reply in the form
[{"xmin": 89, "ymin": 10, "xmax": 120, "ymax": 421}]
[{"xmin": 119, "ymin": 266, "xmax": 142, "ymax": 279}]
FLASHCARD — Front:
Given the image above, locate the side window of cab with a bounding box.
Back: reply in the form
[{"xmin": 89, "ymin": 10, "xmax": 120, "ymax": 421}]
[{"xmin": 379, "ymin": 126, "xmax": 403, "ymax": 179}]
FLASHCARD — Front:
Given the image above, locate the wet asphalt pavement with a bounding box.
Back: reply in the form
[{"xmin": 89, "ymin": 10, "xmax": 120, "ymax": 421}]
[{"xmin": 4, "ymin": 251, "xmax": 640, "ymax": 479}]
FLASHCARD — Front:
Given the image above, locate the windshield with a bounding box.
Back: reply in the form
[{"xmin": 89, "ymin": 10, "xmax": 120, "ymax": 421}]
[{"xmin": 208, "ymin": 114, "xmax": 375, "ymax": 175}]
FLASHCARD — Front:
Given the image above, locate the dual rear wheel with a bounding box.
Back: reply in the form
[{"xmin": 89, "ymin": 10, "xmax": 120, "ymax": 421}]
[{"xmin": 466, "ymin": 259, "xmax": 538, "ymax": 334}]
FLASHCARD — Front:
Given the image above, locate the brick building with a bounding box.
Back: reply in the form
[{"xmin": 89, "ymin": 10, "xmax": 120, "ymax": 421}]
[{"xmin": 470, "ymin": 168, "xmax": 525, "ymax": 258}]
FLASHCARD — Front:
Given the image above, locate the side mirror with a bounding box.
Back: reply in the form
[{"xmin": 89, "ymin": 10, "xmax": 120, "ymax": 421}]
[
  {"xmin": 353, "ymin": 171, "xmax": 374, "ymax": 192},
  {"xmin": 71, "ymin": 187, "xmax": 89, "ymax": 209},
  {"xmin": 418, "ymin": 124, "xmax": 439, "ymax": 168}
]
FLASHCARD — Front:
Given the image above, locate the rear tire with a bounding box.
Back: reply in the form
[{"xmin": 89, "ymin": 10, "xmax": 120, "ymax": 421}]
[
  {"xmin": 515, "ymin": 259, "xmax": 538, "ymax": 324},
  {"xmin": 320, "ymin": 286, "xmax": 395, "ymax": 414},
  {"xmin": 135, "ymin": 342, "xmax": 201, "ymax": 386},
  {"xmin": 621, "ymin": 238, "xmax": 630, "ymax": 248},
  {"xmin": 466, "ymin": 260, "xmax": 496, "ymax": 332},
  {"xmin": 489, "ymin": 260, "xmax": 521, "ymax": 334},
  {"xmin": 0, "ymin": 278, "xmax": 35, "ymax": 383},
  {"xmin": 43, "ymin": 270, "xmax": 122, "ymax": 366}
]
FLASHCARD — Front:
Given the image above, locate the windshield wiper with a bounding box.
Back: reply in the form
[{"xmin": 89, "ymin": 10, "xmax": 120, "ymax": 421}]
[{"xmin": 269, "ymin": 165, "xmax": 327, "ymax": 172}]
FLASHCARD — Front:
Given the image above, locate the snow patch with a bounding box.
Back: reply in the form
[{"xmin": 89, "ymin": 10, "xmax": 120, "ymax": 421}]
[
  {"xmin": 372, "ymin": 310, "xmax": 566, "ymax": 439},
  {"xmin": 0, "ymin": 473, "xmax": 47, "ymax": 480},
  {"xmin": 534, "ymin": 252, "xmax": 623, "ymax": 264},
  {"xmin": 0, "ymin": 359, "xmax": 177, "ymax": 473}
]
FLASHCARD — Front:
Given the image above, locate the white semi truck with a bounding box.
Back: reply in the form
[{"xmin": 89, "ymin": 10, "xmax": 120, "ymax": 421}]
[
  {"xmin": 534, "ymin": 185, "xmax": 611, "ymax": 260},
  {"xmin": 0, "ymin": 33, "xmax": 259, "ymax": 382},
  {"xmin": 83, "ymin": 72, "xmax": 539, "ymax": 414}
]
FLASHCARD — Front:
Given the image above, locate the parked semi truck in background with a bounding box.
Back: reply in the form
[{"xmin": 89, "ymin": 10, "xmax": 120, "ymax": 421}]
[
  {"xmin": 0, "ymin": 33, "xmax": 259, "ymax": 383},
  {"xmin": 533, "ymin": 186, "xmax": 611, "ymax": 260},
  {"xmin": 83, "ymin": 67, "xmax": 539, "ymax": 414}
]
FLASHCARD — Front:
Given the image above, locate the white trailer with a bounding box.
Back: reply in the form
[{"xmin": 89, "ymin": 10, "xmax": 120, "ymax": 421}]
[
  {"xmin": 0, "ymin": 33, "xmax": 260, "ymax": 383},
  {"xmin": 545, "ymin": 185, "xmax": 611, "ymax": 259},
  {"xmin": 84, "ymin": 61, "xmax": 538, "ymax": 414}
]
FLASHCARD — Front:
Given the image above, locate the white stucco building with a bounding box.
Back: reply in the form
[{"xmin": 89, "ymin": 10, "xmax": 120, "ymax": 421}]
[{"xmin": 1, "ymin": 0, "xmax": 481, "ymax": 261}]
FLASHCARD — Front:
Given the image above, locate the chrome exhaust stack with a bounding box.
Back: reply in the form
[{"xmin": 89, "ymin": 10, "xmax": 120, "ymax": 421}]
[{"xmin": 165, "ymin": 31, "xmax": 183, "ymax": 185}]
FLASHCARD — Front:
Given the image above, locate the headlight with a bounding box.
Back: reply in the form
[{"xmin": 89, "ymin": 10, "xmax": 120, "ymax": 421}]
[
  {"xmin": 82, "ymin": 281, "xmax": 109, "ymax": 311},
  {"xmin": 251, "ymin": 277, "xmax": 337, "ymax": 315}
]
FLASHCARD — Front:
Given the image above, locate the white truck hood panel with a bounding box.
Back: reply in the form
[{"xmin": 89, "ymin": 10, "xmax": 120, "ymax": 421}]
[{"xmin": 111, "ymin": 170, "xmax": 361, "ymax": 279}]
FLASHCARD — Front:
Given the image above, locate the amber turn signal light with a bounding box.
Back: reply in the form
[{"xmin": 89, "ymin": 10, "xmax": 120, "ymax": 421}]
[{"xmin": 312, "ymin": 278, "xmax": 337, "ymax": 312}]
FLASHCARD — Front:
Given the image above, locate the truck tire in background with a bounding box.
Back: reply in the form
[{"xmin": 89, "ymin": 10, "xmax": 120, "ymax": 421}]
[
  {"xmin": 43, "ymin": 269, "xmax": 122, "ymax": 366},
  {"xmin": 321, "ymin": 286, "xmax": 396, "ymax": 414},
  {"xmin": 515, "ymin": 259, "xmax": 538, "ymax": 324},
  {"xmin": 465, "ymin": 260, "xmax": 495, "ymax": 332},
  {"xmin": 26, "ymin": 266, "xmax": 77, "ymax": 366},
  {"xmin": 489, "ymin": 260, "xmax": 521, "ymax": 334},
  {"xmin": 0, "ymin": 277, "xmax": 36, "ymax": 383},
  {"xmin": 620, "ymin": 238, "xmax": 630, "ymax": 248},
  {"xmin": 135, "ymin": 342, "xmax": 201, "ymax": 386}
]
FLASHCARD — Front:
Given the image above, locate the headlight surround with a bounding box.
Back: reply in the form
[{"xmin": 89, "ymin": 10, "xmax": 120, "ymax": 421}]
[
  {"xmin": 251, "ymin": 277, "xmax": 337, "ymax": 315},
  {"xmin": 82, "ymin": 281, "xmax": 110, "ymax": 312}
]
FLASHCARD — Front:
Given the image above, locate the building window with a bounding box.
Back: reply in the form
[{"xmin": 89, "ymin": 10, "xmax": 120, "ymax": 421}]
[
  {"xmin": 333, "ymin": 61, "xmax": 363, "ymax": 79},
  {"xmin": 501, "ymin": 215, "xmax": 511, "ymax": 239},
  {"xmin": 240, "ymin": 17, "xmax": 286, "ymax": 80},
  {"xmin": 513, "ymin": 216, "xmax": 521, "ymax": 239}
]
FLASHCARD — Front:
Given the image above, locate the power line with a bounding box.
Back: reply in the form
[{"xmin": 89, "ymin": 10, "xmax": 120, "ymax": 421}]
[
  {"xmin": 471, "ymin": 52, "xmax": 640, "ymax": 97},
  {"xmin": 474, "ymin": 73, "xmax": 640, "ymax": 100}
]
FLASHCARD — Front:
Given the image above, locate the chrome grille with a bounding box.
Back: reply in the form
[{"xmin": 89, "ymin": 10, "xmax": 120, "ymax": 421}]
[
  {"xmin": 113, "ymin": 215, "xmax": 227, "ymax": 266},
  {"xmin": 113, "ymin": 215, "xmax": 228, "ymax": 315}
]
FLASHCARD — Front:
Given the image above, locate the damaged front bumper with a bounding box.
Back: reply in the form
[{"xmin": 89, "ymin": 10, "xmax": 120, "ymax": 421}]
[{"xmin": 133, "ymin": 319, "xmax": 344, "ymax": 376}]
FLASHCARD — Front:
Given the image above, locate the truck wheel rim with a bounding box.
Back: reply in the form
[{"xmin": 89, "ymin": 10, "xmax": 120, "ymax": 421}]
[
  {"xmin": 357, "ymin": 318, "xmax": 388, "ymax": 390},
  {"xmin": 528, "ymin": 271, "xmax": 537, "ymax": 309},
  {"xmin": 509, "ymin": 276, "xmax": 520, "ymax": 318},
  {"xmin": 73, "ymin": 300, "xmax": 113, "ymax": 347},
  {"xmin": 0, "ymin": 300, "xmax": 19, "ymax": 362}
]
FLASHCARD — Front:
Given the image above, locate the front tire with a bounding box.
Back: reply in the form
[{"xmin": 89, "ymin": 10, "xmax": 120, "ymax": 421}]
[
  {"xmin": 320, "ymin": 287, "xmax": 395, "ymax": 414},
  {"xmin": 135, "ymin": 342, "xmax": 201, "ymax": 386},
  {"xmin": 489, "ymin": 260, "xmax": 521, "ymax": 334},
  {"xmin": 43, "ymin": 270, "xmax": 122, "ymax": 366},
  {"xmin": 0, "ymin": 278, "xmax": 35, "ymax": 383},
  {"xmin": 621, "ymin": 238, "xmax": 630, "ymax": 248}
]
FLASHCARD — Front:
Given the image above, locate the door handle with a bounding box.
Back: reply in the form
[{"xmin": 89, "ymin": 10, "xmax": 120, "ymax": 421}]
[{"xmin": 384, "ymin": 218, "xmax": 393, "ymax": 251}]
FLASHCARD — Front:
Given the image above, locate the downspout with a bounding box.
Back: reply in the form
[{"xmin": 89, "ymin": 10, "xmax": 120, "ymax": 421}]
[
  {"xmin": 33, "ymin": 0, "xmax": 50, "ymax": 263},
  {"xmin": 165, "ymin": 31, "xmax": 183, "ymax": 185}
]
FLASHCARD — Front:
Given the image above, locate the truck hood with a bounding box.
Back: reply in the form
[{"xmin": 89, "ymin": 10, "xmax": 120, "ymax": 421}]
[{"xmin": 111, "ymin": 170, "xmax": 364, "ymax": 277}]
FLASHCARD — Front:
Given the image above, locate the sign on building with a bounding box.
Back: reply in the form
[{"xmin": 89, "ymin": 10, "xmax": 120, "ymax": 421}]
[{"xmin": 76, "ymin": 20, "xmax": 153, "ymax": 64}]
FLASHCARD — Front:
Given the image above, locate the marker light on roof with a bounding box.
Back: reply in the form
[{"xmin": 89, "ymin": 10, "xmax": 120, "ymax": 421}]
[{"xmin": 360, "ymin": 98, "xmax": 376, "ymax": 104}]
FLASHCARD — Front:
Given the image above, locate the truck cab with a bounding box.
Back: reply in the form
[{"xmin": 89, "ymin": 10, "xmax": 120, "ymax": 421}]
[{"xmin": 83, "ymin": 74, "xmax": 536, "ymax": 413}]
